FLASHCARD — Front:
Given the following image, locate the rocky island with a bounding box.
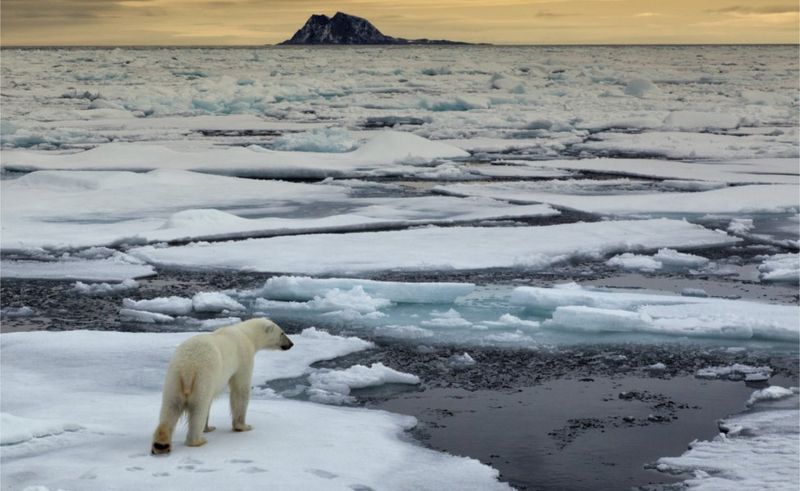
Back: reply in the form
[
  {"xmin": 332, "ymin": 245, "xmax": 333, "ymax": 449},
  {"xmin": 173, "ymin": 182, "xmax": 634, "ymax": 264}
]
[{"xmin": 280, "ymin": 12, "xmax": 471, "ymax": 45}]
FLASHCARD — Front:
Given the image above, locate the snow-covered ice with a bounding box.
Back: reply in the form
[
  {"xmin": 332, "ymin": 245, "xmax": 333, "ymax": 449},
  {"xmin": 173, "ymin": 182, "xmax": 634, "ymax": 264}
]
[
  {"xmin": 0, "ymin": 328, "xmax": 509, "ymax": 490},
  {"xmin": 655, "ymin": 389, "xmax": 799, "ymax": 491},
  {"xmin": 513, "ymin": 284, "xmax": 799, "ymax": 341},
  {"xmin": 130, "ymin": 219, "xmax": 737, "ymax": 275},
  {"xmin": 73, "ymin": 279, "xmax": 139, "ymax": 296},
  {"xmin": 254, "ymin": 276, "xmax": 475, "ymax": 304},
  {"xmin": 307, "ymin": 363, "xmax": 421, "ymax": 404}
]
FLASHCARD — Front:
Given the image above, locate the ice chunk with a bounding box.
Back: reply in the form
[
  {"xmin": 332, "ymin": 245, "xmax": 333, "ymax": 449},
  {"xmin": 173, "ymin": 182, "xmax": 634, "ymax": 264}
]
[
  {"xmin": 606, "ymin": 253, "xmax": 663, "ymax": 272},
  {"xmin": 647, "ymin": 362, "xmax": 667, "ymax": 371},
  {"xmin": 256, "ymin": 276, "xmax": 474, "ymax": 304},
  {"xmin": 191, "ymin": 292, "xmax": 246, "ymax": 313},
  {"xmin": 695, "ymin": 364, "xmax": 773, "ymax": 381},
  {"xmin": 272, "ymin": 127, "xmax": 357, "ymax": 153},
  {"xmin": 653, "ymin": 248, "xmax": 709, "ymax": 269},
  {"xmin": 122, "ymin": 296, "xmax": 192, "ymax": 316},
  {"xmin": 681, "ymin": 288, "xmax": 709, "ymax": 298},
  {"xmin": 1, "ymin": 306, "xmax": 35, "ymax": 318},
  {"xmin": 307, "ymin": 362, "xmax": 420, "ymax": 404},
  {"xmin": 449, "ymin": 352, "xmax": 477, "ymax": 367},
  {"xmin": 727, "ymin": 218, "xmax": 755, "ymax": 235},
  {"xmin": 623, "ymin": 78, "xmax": 659, "ymax": 97},
  {"xmin": 482, "ymin": 313, "xmax": 540, "ymax": 330},
  {"xmin": 118, "ymin": 308, "xmax": 174, "ymax": 324},
  {"xmin": 0, "ymin": 413, "xmax": 81, "ymax": 446},
  {"xmin": 421, "ymin": 309, "xmax": 473, "ymax": 328},
  {"xmin": 374, "ymin": 324, "xmax": 434, "ymax": 340},
  {"xmin": 758, "ymin": 253, "xmax": 799, "ymax": 283},
  {"xmin": 746, "ymin": 386, "xmax": 797, "ymax": 406},
  {"xmin": 73, "ymin": 279, "xmax": 139, "ymax": 297}
]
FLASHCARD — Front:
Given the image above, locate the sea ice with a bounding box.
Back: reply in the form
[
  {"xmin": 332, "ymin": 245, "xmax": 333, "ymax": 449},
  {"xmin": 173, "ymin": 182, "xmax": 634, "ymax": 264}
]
[
  {"xmin": 1, "ymin": 329, "xmax": 508, "ymax": 490},
  {"xmin": 307, "ymin": 363, "xmax": 421, "ymax": 404},
  {"xmin": 695, "ymin": 364, "xmax": 773, "ymax": 381},
  {"xmin": 191, "ymin": 292, "xmax": 246, "ymax": 313},
  {"xmin": 513, "ymin": 284, "xmax": 798, "ymax": 341},
  {"xmin": 73, "ymin": 279, "xmax": 139, "ymax": 296},
  {"xmin": 130, "ymin": 219, "xmax": 738, "ymax": 275},
  {"xmin": 655, "ymin": 390, "xmax": 799, "ymax": 491},
  {"xmin": 255, "ymin": 276, "xmax": 475, "ymax": 304},
  {"xmin": 758, "ymin": 253, "xmax": 799, "ymax": 283},
  {"xmin": 122, "ymin": 296, "xmax": 193, "ymax": 316},
  {"xmin": 746, "ymin": 386, "xmax": 797, "ymax": 406}
]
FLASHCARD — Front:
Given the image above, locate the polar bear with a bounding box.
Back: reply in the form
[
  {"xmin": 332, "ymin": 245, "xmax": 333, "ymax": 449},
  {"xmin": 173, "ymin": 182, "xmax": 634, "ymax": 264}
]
[{"xmin": 151, "ymin": 318, "xmax": 293, "ymax": 455}]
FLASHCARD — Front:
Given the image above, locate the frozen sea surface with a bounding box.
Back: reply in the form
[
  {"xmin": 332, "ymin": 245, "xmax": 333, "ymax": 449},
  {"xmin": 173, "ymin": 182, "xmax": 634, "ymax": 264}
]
[{"xmin": 1, "ymin": 45, "xmax": 798, "ymax": 490}]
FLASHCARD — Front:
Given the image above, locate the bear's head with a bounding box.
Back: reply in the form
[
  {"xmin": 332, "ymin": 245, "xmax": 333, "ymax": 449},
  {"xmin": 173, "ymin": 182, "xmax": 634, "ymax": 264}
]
[{"xmin": 258, "ymin": 318, "xmax": 294, "ymax": 351}]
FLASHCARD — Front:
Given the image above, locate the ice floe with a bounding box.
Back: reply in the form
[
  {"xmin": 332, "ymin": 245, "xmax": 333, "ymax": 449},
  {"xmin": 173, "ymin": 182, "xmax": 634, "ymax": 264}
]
[
  {"xmin": 130, "ymin": 219, "xmax": 737, "ymax": 275},
  {"xmin": 1, "ymin": 131, "xmax": 469, "ymax": 177},
  {"xmin": 512, "ymin": 284, "xmax": 798, "ymax": 341},
  {"xmin": 438, "ymin": 182, "xmax": 799, "ymax": 216},
  {"xmin": 655, "ymin": 389, "xmax": 799, "ymax": 491},
  {"xmin": 0, "ymin": 328, "xmax": 509, "ymax": 490},
  {"xmin": 255, "ymin": 276, "xmax": 475, "ymax": 304},
  {"xmin": 307, "ymin": 363, "xmax": 421, "ymax": 404},
  {"xmin": 758, "ymin": 253, "xmax": 800, "ymax": 283}
]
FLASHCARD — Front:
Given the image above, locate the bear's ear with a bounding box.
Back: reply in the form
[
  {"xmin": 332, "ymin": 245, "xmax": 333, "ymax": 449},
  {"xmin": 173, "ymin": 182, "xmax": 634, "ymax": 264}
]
[{"xmin": 264, "ymin": 323, "xmax": 275, "ymax": 333}]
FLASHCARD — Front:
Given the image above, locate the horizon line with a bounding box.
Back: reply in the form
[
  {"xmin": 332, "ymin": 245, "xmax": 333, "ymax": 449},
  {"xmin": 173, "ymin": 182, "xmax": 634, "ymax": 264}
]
[{"xmin": 2, "ymin": 42, "xmax": 799, "ymax": 49}]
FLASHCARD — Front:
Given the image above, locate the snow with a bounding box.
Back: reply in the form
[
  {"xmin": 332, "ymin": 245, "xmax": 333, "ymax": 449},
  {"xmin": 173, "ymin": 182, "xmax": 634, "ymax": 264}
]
[
  {"xmin": 307, "ymin": 363, "xmax": 421, "ymax": 404},
  {"xmin": 0, "ymin": 413, "xmax": 82, "ymax": 446},
  {"xmin": 130, "ymin": 219, "xmax": 738, "ymax": 275},
  {"xmin": 255, "ymin": 276, "xmax": 475, "ymax": 304},
  {"xmin": 655, "ymin": 390, "xmax": 799, "ymax": 491},
  {"xmin": 513, "ymin": 284, "xmax": 799, "ymax": 341},
  {"xmin": 422, "ymin": 309, "xmax": 473, "ymax": 328},
  {"xmin": 1, "ymin": 328, "xmax": 508, "ymax": 490}
]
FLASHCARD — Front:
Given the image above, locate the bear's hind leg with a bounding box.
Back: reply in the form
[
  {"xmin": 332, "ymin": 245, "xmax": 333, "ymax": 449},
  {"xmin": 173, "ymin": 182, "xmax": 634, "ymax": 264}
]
[
  {"xmin": 185, "ymin": 395, "xmax": 212, "ymax": 447},
  {"xmin": 152, "ymin": 398, "xmax": 183, "ymax": 455}
]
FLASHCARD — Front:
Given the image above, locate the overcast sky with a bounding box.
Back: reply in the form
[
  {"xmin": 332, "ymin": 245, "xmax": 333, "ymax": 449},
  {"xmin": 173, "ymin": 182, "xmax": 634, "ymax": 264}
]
[{"xmin": 2, "ymin": 0, "xmax": 798, "ymax": 46}]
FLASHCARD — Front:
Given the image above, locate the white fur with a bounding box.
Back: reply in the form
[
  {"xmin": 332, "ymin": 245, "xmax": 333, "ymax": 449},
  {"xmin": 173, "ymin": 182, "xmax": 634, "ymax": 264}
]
[{"xmin": 151, "ymin": 318, "xmax": 293, "ymax": 454}]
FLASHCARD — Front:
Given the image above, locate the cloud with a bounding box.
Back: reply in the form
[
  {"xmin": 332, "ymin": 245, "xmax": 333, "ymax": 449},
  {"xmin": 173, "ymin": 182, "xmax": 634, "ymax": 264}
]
[{"xmin": 707, "ymin": 4, "xmax": 799, "ymax": 15}]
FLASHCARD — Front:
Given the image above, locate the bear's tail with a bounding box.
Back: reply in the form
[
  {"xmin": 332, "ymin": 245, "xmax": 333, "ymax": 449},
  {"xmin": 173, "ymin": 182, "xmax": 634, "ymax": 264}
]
[{"xmin": 178, "ymin": 371, "xmax": 196, "ymax": 399}]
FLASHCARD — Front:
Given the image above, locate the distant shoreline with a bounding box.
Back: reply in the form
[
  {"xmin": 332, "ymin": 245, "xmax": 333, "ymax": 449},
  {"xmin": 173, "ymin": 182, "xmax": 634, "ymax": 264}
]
[{"xmin": 2, "ymin": 43, "xmax": 798, "ymax": 49}]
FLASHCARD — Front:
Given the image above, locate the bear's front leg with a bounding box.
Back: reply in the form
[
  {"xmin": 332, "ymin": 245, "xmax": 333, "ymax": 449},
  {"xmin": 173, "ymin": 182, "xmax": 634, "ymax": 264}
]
[{"xmin": 229, "ymin": 372, "xmax": 253, "ymax": 432}]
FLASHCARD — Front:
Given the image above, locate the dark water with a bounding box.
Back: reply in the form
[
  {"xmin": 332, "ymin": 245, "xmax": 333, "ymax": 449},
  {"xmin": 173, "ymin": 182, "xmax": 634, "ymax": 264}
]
[{"xmin": 370, "ymin": 375, "xmax": 797, "ymax": 490}]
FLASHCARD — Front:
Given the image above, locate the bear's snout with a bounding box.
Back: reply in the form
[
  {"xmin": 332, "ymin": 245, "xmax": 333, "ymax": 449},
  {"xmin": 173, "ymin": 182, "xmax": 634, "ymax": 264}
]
[{"xmin": 280, "ymin": 334, "xmax": 294, "ymax": 351}]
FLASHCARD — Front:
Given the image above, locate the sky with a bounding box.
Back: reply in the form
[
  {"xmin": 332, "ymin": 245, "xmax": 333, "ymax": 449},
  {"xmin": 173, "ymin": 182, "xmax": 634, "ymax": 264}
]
[{"xmin": 2, "ymin": 0, "xmax": 799, "ymax": 46}]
